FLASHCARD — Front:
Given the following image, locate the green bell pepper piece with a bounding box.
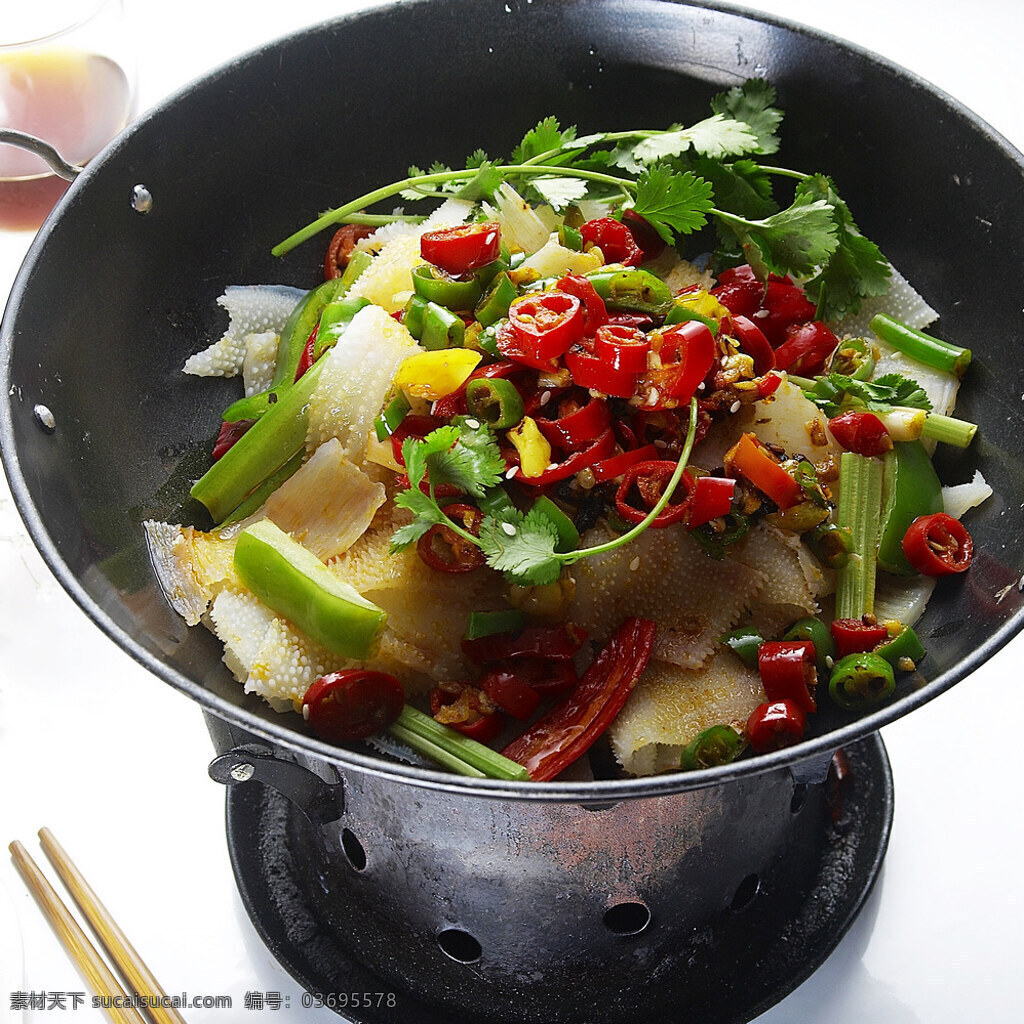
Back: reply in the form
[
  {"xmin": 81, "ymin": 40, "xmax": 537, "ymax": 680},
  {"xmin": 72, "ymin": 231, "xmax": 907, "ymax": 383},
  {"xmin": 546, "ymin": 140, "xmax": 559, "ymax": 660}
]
[
  {"xmin": 234, "ymin": 519, "xmax": 386, "ymax": 660},
  {"xmin": 876, "ymin": 441, "xmax": 944, "ymax": 576}
]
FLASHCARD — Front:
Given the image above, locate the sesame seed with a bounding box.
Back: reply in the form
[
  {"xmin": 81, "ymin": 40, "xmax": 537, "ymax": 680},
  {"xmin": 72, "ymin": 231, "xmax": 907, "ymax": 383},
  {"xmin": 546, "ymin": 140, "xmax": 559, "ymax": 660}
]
[
  {"xmin": 506, "ymin": 465, "xmax": 519, "ymax": 479},
  {"xmin": 464, "ymin": 418, "xmax": 481, "ymax": 430},
  {"xmin": 629, "ymin": 556, "xmax": 641, "ymax": 571},
  {"xmin": 654, "ymin": 438, "xmax": 668, "ymax": 448},
  {"xmin": 540, "ymin": 390, "xmax": 552, "ymax": 406},
  {"xmin": 302, "ymin": 704, "xmax": 310, "ymax": 720},
  {"xmin": 697, "ymin": 381, "xmax": 705, "ymax": 392},
  {"xmin": 729, "ymin": 400, "xmax": 741, "ymax": 414},
  {"xmin": 754, "ymin": 309, "xmax": 769, "ymax": 319},
  {"xmin": 502, "ymin": 522, "xmax": 517, "ymax": 536},
  {"xmin": 646, "ymin": 388, "xmax": 660, "ymax": 407}
]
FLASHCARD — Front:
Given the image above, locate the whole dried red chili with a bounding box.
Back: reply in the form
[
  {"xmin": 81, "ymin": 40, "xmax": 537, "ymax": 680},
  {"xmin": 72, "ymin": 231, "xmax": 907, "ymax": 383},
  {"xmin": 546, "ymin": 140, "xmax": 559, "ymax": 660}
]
[
  {"xmin": 615, "ymin": 460, "xmax": 694, "ymax": 527},
  {"xmin": 416, "ymin": 503, "xmax": 485, "ymax": 573},
  {"xmin": 462, "ymin": 623, "xmax": 587, "ymax": 664},
  {"xmin": 501, "ymin": 617, "xmax": 657, "ymax": 781}
]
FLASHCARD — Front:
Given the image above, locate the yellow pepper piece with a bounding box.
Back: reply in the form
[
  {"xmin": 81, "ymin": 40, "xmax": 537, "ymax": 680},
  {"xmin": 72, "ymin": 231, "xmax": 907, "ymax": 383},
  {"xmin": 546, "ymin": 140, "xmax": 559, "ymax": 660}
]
[
  {"xmin": 392, "ymin": 349, "xmax": 482, "ymax": 401},
  {"xmin": 674, "ymin": 288, "xmax": 730, "ymax": 323},
  {"xmin": 507, "ymin": 416, "xmax": 552, "ymax": 479}
]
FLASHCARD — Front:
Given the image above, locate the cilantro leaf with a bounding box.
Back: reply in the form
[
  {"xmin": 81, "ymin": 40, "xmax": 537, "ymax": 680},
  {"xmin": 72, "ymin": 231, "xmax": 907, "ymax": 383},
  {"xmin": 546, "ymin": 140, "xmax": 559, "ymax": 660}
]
[
  {"xmin": 511, "ymin": 117, "xmax": 578, "ymax": 164},
  {"xmin": 692, "ymin": 155, "xmax": 777, "ymax": 223},
  {"xmin": 632, "ymin": 114, "xmax": 759, "ymax": 163},
  {"xmin": 795, "ymin": 175, "xmax": 891, "ymax": 319},
  {"xmin": 803, "ymin": 372, "xmax": 932, "ymax": 417},
  {"xmin": 710, "ymin": 79, "xmax": 783, "ymax": 155},
  {"xmin": 390, "ymin": 489, "xmax": 447, "ymax": 551},
  {"xmin": 453, "ymin": 161, "xmax": 504, "ymax": 201},
  {"xmin": 724, "ymin": 191, "xmax": 838, "ymax": 279},
  {"xmin": 632, "ymin": 165, "xmax": 715, "ymax": 243},
  {"xmin": 425, "ymin": 416, "xmax": 506, "ymax": 497},
  {"xmin": 478, "ymin": 506, "xmax": 563, "ymax": 586},
  {"xmin": 527, "ymin": 174, "xmax": 590, "ymax": 210},
  {"xmin": 401, "ymin": 425, "xmax": 460, "ymax": 491}
]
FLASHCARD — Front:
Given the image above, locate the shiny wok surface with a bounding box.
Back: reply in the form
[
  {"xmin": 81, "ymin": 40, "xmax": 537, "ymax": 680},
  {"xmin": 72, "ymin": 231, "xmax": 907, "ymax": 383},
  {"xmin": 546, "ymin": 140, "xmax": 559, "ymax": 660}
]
[{"xmin": 3, "ymin": 0, "xmax": 1023, "ymax": 798}]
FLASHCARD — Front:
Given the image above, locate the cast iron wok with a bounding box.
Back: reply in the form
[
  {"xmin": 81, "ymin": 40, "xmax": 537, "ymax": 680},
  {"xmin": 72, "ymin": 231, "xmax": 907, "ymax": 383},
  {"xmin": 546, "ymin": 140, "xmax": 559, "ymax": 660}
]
[{"xmin": 2, "ymin": 0, "xmax": 1023, "ymax": 798}]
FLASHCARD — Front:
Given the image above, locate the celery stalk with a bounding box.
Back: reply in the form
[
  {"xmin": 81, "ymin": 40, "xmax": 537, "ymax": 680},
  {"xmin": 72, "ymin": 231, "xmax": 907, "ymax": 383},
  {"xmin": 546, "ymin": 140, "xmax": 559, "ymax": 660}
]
[
  {"xmin": 391, "ymin": 706, "xmax": 528, "ymax": 781},
  {"xmin": 834, "ymin": 452, "xmax": 884, "ymax": 618}
]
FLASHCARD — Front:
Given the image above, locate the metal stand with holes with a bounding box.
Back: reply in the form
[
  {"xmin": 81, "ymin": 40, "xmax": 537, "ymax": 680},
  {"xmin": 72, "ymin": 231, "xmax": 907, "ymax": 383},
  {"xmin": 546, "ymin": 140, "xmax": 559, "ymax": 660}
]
[{"xmin": 207, "ymin": 715, "xmax": 892, "ymax": 1024}]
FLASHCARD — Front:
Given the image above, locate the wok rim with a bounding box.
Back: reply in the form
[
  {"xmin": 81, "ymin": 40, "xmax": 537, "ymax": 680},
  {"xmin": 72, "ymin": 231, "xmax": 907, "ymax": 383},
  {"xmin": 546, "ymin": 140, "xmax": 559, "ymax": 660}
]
[{"xmin": 3, "ymin": 0, "xmax": 1024, "ymax": 802}]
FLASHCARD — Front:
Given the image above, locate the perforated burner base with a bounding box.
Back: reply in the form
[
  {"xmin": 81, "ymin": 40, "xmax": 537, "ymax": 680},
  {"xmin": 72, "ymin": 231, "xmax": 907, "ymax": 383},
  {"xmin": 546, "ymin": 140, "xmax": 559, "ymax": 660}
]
[{"xmin": 225, "ymin": 734, "xmax": 892, "ymax": 1024}]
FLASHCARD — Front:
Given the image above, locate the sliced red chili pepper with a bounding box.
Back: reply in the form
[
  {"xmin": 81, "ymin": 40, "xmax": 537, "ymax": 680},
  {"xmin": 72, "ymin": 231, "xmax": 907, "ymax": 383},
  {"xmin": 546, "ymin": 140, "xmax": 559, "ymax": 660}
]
[
  {"xmin": 827, "ymin": 411, "xmax": 893, "ymax": 457},
  {"xmin": 724, "ymin": 433, "xmax": 801, "ymax": 510},
  {"xmin": 556, "ymin": 273, "xmax": 608, "ymax": 336},
  {"xmin": 534, "ymin": 391, "xmax": 612, "ymax": 451},
  {"xmin": 756, "ymin": 370, "xmax": 784, "ymax": 397},
  {"xmin": 594, "ymin": 323, "xmax": 651, "ymax": 373},
  {"xmin": 746, "ymin": 699, "xmax": 806, "ymax": 753},
  {"xmin": 416, "ymin": 503, "xmax": 485, "ymax": 573},
  {"xmin": 729, "ymin": 314, "xmax": 776, "ymax": 375},
  {"xmin": 565, "ymin": 346, "xmax": 641, "ymax": 398},
  {"xmin": 655, "ymin": 320, "xmax": 717, "ymax": 402},
  {"xmin": 430, "ymin": 681, "xmax": 505, "ymax": 741},
  {"xmin": 615, "ymin": 460, "xmax": 694, "ymax": 527},
  {"xmin": 323, "ymin": 224, "xmax": 374, "ymax": 280},
  {"xmin": 773, "ymin": 320, "xmax": 839, "ymax": 376},
  {"xmin": 830, "ymin": 618, "xmax": 890, "ymax": 659},
  {"xmin": 477, "ymin": 664, "xmax": 542, "ymax": 720},
  {"xmin": 757, "ymin": 640, "xmax": 817, "ymax": 713},
  {"xmin": 505, "ymin": 657, "xmax": 578, "ymax": 696},
  {"xmin": 687, "ymin": 475, "xmax": 736, "ymax": 528},
  {"xmin": 303, "ymin": 670, "xmax": 405, "ymax": 741},
  {"xmin": 212, "ymin": 418, "xmax": 255, "ymax": 460},
  {"xmin": 501, "ymin": 617, "xmax": 657, "ymax": 781},
  {"xmin": 293, "ymin": 323, "xmax": 319, "ymax": 381},
  {"xmin": 621, "ymin": 209, "xmax": 666, "ymax": 261},
  {"xmin": 511, "ymin": 426, "xmax": 616, "ymax": 486},
  {"xmin": 462, "ymin": 623, "xmax": 587, "ymax": 664},
  {"xmin": 507, "ymin": 291, "xmax": 585, "ymax": 366},
  {"xmin": 431, "ymin": 360, "xmax": 521, "ymax": 420},
  {"xmin": 420, "ymin": 221, "xmax": 502, "ymax": 276},
  {"xmin": 580, "ymin": 217, "xmax": 643, "ymax": 266},
  {"xmin": 390, "ymin": 414, "xmax": 446, "ymax": 467},
  {"xmin": 902, "ymin": 512, "xmax": 974, "ymax": 575},
  {"xmin": 712, "ymin": 266, "xmax": 817, "ymax": 347},
  {"xmin": 591, "ymin": 443, "xmax": 660, "ymax": 484}
]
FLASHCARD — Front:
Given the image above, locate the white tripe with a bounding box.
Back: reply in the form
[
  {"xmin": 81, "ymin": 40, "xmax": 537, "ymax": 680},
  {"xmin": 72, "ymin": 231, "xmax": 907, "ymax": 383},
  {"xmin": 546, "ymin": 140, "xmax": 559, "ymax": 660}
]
[{"xmin": 182, "ymin": 285, "xmax": 303, "ymax": 378}]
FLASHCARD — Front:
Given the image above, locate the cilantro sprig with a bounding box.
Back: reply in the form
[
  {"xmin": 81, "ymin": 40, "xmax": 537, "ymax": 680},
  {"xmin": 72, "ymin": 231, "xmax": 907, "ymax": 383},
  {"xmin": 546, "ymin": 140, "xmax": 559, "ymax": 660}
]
[
  {"xmin": 390, "ymin": 402, "xmax": 699, "ymax": 588},
  {"xmin": 801, "ymin": 371, "xmax": 933, "ymax": 419},
  {"xmin": 272, "ymin": 79, "xmax": 890, "ymax": 320}
]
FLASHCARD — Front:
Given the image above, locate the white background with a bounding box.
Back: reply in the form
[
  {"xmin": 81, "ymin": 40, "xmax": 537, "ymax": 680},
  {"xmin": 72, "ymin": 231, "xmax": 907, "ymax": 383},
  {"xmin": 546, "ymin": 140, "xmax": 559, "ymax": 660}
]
[{"xmin": 2, "ymin": 1, "xmax": 1023, "ymax": 1022}]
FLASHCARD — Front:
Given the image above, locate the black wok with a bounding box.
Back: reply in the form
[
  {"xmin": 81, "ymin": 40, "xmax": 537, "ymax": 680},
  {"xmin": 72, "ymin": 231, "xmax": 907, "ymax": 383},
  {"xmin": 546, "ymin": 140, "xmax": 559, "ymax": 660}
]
[{"xmin": 3, "ymin": 0, "xmax": 1021, "ymax": 796}]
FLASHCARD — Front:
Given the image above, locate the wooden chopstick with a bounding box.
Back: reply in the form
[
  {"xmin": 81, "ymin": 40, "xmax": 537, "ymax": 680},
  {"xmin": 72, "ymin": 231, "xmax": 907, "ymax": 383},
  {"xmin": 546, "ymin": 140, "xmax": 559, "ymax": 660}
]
[
  {"xmin": 8, "ymin": 840, "xmax": 148, "ymax": 1024},
  {"xmin": 37, "ymin": 828, "xmax": 188, "ymax": 1024}
]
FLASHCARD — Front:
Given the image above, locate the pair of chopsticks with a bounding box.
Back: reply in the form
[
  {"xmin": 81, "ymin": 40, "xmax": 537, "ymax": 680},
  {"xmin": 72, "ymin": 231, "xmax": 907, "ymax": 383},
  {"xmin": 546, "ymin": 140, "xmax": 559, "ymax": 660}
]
[{"xmin": 8, "ymin": 828, "xmax": 186, "ymax": 1024}]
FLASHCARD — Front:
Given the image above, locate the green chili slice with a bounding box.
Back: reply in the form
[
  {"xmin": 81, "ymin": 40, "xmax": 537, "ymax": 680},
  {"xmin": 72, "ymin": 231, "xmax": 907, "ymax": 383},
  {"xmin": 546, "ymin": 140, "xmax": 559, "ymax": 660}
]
[
  {"xmin": 271, "ymin": 277, "xmax": 348, "ymax": 388},
  {"xmin": 783, "ymin": 616, "xmax": 835, "ymax": 674},
  {"xmin": 680, "ymin": 725, "xmax": 745, "ymax": 770},
  {"xmin": 411, "ymin": 264, "xmax": 483, "ymax": 310},
  {"xmin": 420, "ymin": 302, "xmax": 465, "ymax": 350},
  {"xmin": 585, "ymin": 268, "xmax": 673, "ymax": 315},
  {"xmin": 314, "ymin": 294, "xmax": 371, "ymax": 360},
  {"xmin": 465, "ymin": 377, "xmax": 525, "ymax": 429},
  {"xmin": 875, "ymin": 625, "xmax": 925, "ymax": 668},
  {"xmin": 475, "ymin": 271, "xmax": 518, "ymax": 328},
  {"xmin": 374, "ymin": 391, "xmax": 412, "ymax": 442},
  {"xmin": 529, "ymin": 495, "xmax": 580, "ymax": 554},
  {"xmin": 464, "ymin": 608, "xmax": 530, "ymax": 640},
  {"xmin": 828, "ymin": 651, "xmax": 896, "ymax": 710},
  {"xmin": 719, "ymin": 626, "xmax": 764, "ymax": 669}
]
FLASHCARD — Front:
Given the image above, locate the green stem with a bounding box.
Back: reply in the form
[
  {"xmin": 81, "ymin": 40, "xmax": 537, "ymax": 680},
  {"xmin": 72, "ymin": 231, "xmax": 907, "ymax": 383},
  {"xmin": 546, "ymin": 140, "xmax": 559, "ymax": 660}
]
[
  {"xmin": 834, "ymin": 452, "xmax": 884, "ymax": 619},
  {"xmin": 920, "ymin": 411, "xmax": 977, "ymax": 448},
  {"xmin": 273, "ymin": 163, "xmax": 639, "ymax": 257},
  {"xmin": 391, "ymin": 705, "xmax": 528, "ymax": 780},
  {"xmin": 870, "ymin": 313, "xmax": 972, "ymax": 378},
  {"xmin": 386, "ymin": 722, "xmax": 486, "ymax": 777}
]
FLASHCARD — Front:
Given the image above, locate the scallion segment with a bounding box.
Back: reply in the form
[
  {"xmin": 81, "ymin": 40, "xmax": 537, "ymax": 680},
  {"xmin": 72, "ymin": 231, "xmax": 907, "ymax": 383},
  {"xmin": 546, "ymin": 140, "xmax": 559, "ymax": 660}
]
[
  {"xmin": 834, "ymin": 452, "xmax": 884, "ymax": 619},
  {"xmin": 870, "ymin": 313, "xmax": 972, "ymax": 378},
  {"xmin": 390, "ymin": 705, "xmax": 529, "ymax": 781}
]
